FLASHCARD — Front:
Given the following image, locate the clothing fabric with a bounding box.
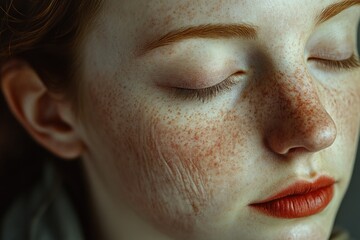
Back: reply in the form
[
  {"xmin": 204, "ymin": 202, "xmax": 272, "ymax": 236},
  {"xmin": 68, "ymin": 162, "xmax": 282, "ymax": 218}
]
[
  {"xmin": 330, "ymin": 227, "xmax": 353, "ymax": 240},
  {"xmin": 1, "ymin": 163, "xmax": 84, "ymax": 240},
  {"xmin": 0, "ymin": 162, "xmax": 356, "ymax": 240}
]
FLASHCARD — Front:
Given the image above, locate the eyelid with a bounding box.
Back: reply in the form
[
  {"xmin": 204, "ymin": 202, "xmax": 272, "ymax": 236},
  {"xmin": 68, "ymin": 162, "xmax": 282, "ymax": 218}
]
[
  {"xmin": 308, "ymin": 54, "xmax": 360, "ymax": 70},
  {"xmin": 310, "ymin": 51, "xmax": 353, "ymax": 61},
  {"xmin": 172, "ymin": 71, "xmax": 245, "ymax": 102}
]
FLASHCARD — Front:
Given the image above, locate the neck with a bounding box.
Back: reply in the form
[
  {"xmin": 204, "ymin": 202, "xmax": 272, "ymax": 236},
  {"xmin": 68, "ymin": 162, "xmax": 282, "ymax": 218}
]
[{"xmin": 82, "ymin": 159, "xmax": 172, "ymax": 240}]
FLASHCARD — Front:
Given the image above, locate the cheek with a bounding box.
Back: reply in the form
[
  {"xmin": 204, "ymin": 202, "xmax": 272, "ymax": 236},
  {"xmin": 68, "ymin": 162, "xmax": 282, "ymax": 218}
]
[
  {"xmin": 323, "ymin": 82, "xmax": 360, "ymax": 178},
  {"xmin": 83, "ymin": 75, "xmax": 256, "ymax": 235},
  {"xmin": 111, "ymin": 105, "xmax": 256, "ymax": 234},
  {"xmin": 330, "ymin": 85, "xmax": 360, "ymax": 151}
]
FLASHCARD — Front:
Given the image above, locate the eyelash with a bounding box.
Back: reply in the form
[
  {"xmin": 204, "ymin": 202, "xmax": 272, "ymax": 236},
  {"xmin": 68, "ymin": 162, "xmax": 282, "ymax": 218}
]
[
  {"xmin": 172, "ymin": 77, "xmax": 239, "ymax": 102},
  {"xmin": 174, "ymin": 54, "xmax": 360, "ymax": 102},
  {"xmin": 309, "ymin": 54, "xmax": 360, "ymax": 71}
]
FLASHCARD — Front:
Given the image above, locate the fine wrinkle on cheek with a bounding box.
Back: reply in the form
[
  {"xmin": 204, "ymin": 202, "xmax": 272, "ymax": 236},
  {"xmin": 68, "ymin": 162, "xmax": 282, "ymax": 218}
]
[
  {"xmin": 149, "ymin": 120, "xmax": 209, "ymax": 215},
  {"xmin": 122, "ymin": 110, "xmax": 211, "ymax": 233}
]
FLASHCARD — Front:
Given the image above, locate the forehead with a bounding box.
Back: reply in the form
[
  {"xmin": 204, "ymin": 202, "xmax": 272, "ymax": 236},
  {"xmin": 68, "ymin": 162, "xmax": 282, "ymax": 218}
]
[
  {"xmin": 83, "ymin": 0, "xmax": 358, "ymax": 75},
  {"xmin": 97, "ymin": 0, "xmax": 355, "ymax": 50},
  {"xmin": 102, "ymin": 0, "xmax": 330, "ymax": 28}
]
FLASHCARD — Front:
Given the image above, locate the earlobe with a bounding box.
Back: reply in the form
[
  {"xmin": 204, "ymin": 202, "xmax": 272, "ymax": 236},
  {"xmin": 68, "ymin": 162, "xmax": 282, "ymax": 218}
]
[{"xmin": 0, "ymin": 60, "xmax": 84, "ymax": 160}]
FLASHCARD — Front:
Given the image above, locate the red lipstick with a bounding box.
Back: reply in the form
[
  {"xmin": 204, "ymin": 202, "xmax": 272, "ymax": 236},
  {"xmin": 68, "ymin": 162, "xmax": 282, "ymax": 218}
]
[{"xmin": 250, "ymin": 176, "xmax": 335, "ymax": 218}]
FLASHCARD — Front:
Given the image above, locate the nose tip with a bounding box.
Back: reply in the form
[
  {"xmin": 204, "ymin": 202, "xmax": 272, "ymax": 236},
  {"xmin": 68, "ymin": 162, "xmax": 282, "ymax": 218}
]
[
  {"xmin": 303, "ymin": 115, "xmax": 337, "ymax": 152},
  {"xmin": 266, "ymin": 109, "xmax": 337, "ymax": 155}
]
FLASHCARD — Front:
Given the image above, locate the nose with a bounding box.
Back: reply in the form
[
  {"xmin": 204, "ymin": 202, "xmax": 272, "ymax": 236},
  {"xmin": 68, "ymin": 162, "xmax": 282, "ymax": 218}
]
[{"xmin": 265, "ymin": 71, "xmax": 337, "ymax": 155}]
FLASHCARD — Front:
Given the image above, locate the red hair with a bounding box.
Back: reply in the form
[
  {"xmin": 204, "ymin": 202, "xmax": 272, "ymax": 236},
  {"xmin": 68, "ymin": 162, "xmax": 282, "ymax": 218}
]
[{"xmin": 0, "ymin": 0, "xmax": 102, "ymax": 96}]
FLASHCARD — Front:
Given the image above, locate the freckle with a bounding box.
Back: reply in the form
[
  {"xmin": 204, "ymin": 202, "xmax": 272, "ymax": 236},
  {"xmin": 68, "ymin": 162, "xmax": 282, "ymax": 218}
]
[
  {"xmin": 191, "ymin": 202, "xmax": 200, "ymax": 215},
  {"xmin": 170, "ymin": 142, "xmax": 179, "ymax": 150},
  {"xmin": 194, "ymin": 133, "xmax": 200, "ymax": 141}
]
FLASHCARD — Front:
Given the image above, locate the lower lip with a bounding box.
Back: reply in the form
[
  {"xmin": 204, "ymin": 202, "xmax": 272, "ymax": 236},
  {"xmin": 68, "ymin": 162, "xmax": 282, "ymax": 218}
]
[{"xmin": 250, "ymin": 185, "xmax": 334, "ymax": 218}]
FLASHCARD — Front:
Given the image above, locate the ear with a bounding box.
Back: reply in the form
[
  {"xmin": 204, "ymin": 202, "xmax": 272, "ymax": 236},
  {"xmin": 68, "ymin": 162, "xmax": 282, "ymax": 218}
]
[{"xmin": 0, "ymin": 60, "xmax": 84, "ymax": 160}]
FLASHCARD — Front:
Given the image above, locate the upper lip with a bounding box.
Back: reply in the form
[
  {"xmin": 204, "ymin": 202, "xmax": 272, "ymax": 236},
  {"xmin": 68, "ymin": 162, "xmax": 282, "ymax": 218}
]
[{"xmin": 250, "ymin": 176, "xmax": 336, "ymax": 205}]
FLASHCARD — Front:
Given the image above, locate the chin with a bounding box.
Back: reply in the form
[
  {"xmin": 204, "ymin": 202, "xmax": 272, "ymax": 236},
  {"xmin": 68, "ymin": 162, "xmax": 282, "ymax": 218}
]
[
  {"xmin": 176, "ymin": 216, "xmax": 334, "ymax": 240},
  {"xmin": 227, "ymin": 211, "xmax": 336, "ymax": 240},
  {"xmin": 275, "ymin": 224, "xmax": 331, "ymax": 240},
  {"xmin": 228, "ymin": 222, "xmax": 333, "ymax": 240},
  {"xmin": 267, "ymin": 212, "xmax": 336, "ymax": 240}
]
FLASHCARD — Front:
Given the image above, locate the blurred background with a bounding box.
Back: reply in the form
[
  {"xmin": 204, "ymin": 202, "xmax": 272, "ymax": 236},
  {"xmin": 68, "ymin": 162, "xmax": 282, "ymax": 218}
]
[
  {"xmin": 335, "ymin": 143, "xmax": 360, "ymax": 239},
  {"xmin": 334, "ymin": 21, "xmax": 360, "ymax": 239}
]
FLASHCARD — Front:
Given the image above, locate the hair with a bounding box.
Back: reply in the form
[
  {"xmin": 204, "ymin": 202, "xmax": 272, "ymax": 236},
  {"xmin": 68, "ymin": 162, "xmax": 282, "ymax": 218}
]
[
  {"xmin": 0, "ymin": 0, "xmax": 103, "ymax": 219},
  {"xmin": 0, "ymin": 0, "xmax": 102, "ymax": 96}
]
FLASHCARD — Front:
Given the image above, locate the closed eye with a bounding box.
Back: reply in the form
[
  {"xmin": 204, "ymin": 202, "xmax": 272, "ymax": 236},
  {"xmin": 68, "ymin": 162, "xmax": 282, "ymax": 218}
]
[
  {"xmin": 171, "ymin": 71, "xmax": 245, "ymax": 102},
  {"xmin": 308, "ymin": 54, "xmax": 360, "ymax": 71}
]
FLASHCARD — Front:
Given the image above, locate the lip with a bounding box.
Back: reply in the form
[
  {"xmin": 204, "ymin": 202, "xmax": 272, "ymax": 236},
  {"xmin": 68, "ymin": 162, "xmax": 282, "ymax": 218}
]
[{"xmin": 250, "ymin": 176, "xmax": 335, "ymax": 218}]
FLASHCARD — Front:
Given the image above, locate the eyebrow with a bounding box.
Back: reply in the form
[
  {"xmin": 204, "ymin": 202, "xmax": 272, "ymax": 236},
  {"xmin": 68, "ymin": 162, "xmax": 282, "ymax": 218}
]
[
  {"xmin": 316, "ymin": 0, "xmax": 360, "ymax": 25},
  {"xmin": 138, "ymin": 23, "xmax": 258, "ymax": 55},
  {"xmin": 139, "ymin": 0, "xmax": 360, "ymax": 55}
]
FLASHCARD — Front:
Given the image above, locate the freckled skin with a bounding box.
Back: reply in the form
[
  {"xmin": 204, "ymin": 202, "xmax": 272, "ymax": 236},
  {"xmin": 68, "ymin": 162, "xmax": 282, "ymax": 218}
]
[
  {"xmin": 85, "ymin": 79, "xmax": 255, "ymax": 239},
  {"xmin": 73, "ymin": 0, "xmax": 360, "ymax": 240}
]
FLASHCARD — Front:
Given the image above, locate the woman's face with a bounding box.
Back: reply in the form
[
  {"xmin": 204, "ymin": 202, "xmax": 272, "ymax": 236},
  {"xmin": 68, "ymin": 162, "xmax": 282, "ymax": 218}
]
[{"xmin": 74, "ymin": 0, "xmax": 360, "ymax": 239}]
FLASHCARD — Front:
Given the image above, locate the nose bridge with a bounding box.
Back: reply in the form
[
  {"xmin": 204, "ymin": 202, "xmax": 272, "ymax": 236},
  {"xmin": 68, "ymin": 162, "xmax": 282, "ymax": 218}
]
[
  {"xmin": 277, "ymin": 68, "xmax": 321, "ymax": 116},
  {"xmin": 265, "ymin": 66, "xmax": 337, "ymax": 154}
]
